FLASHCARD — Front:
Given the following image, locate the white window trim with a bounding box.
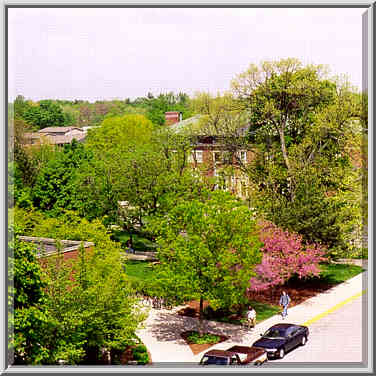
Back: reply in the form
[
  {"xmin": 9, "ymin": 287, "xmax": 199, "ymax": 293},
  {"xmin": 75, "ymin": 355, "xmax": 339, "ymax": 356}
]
[
  {"xmin": 238, "ymin": 150, "xmax": 247, "ymax": 164},
  {"xmin": 195, "ymin": 150, "xmax": 203, "ymax": 163},
  {"xmin": 212, "ymin": 150, "xmax": 221, "ymax": 164}
]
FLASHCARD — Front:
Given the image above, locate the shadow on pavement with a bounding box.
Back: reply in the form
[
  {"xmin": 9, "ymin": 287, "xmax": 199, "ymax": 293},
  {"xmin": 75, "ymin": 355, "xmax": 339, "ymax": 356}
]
[{"xmin": 147, "ymin": 311, "xmax": 253, "ymax": 344}]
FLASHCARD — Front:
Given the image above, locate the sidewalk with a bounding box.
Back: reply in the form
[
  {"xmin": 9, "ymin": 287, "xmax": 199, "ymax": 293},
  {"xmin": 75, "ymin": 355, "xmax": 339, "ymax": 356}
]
[{"xmin": 136, "ymin": 269, "xmax": 367, "ymax": 363}]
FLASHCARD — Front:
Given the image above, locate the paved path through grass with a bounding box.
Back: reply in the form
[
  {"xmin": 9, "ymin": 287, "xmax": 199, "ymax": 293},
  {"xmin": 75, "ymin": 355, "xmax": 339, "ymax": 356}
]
[{"xmin": 136, "ymin": 268, "xmax": 367, "ymax": 364}]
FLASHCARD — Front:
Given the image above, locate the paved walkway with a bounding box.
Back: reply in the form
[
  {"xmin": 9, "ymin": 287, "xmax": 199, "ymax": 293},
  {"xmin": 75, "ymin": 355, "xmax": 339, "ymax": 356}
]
[{"xmin": 136, "ymin": 267, "xmax": 367, "ymax": 364}]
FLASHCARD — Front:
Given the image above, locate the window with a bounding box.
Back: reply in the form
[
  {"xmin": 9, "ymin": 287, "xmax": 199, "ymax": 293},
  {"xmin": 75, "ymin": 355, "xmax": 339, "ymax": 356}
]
[
  {"xmin": 213, "ymin": 151, "xmax": 221, "ymax": 164},
  {"xmin": 238, "ymin": 150, "xmax": 247, "ymax": 164},
  {"xmin": 195, "ymin": 150, "xmax": 203, "ymax": 163}
]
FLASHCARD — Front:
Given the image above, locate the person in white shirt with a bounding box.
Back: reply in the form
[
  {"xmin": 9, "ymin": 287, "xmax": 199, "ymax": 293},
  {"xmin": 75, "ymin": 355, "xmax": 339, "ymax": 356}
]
[{"xmin": 246, "ymin": 306, "xmax": 257, "ymax": 328}]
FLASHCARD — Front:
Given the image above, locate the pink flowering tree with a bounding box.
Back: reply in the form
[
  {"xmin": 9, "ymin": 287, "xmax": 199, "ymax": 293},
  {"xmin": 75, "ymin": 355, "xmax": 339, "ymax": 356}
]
[{"xmin": 248, "ymin": 221, "xmax": 327, "ymax": 294}]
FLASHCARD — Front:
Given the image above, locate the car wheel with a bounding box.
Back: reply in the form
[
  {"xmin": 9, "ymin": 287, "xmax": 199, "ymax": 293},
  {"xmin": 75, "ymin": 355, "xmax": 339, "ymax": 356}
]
[
  {"xmin": 279, "ymin": 347, "xmax": 285, "ymax": 359},
  {"xmin": 301, "ymin": 336, "xmax": 307, "ymax": 346}
]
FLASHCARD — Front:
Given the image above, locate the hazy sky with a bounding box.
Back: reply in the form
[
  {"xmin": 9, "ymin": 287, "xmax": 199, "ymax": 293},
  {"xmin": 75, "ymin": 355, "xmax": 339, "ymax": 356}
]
[{"xmin": 8, "ymin": 7, "xmax": 365, "ymax": 101}]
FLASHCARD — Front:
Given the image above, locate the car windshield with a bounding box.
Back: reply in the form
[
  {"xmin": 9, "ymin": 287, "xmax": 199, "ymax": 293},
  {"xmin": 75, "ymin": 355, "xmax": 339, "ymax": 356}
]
[
  {"xmin": 264, "ymin": 328, "xmax": 287, "ymax": 338},
  {"xmin": 201, "ymin": 356, "xmax": 229, "ymax": 365}
]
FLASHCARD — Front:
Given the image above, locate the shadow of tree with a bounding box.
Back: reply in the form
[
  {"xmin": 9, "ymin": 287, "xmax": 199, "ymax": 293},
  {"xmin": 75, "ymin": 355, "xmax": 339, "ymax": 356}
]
[{"xmin": 147, "ymin": 310, "xmax": 252, "ymax": 344}]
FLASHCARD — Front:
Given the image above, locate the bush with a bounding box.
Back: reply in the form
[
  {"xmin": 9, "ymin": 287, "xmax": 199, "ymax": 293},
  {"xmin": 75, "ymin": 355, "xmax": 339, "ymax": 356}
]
[
  {"xmin": 203, "ymin": 306, "xmax": 230, "ymax": 320},
  {"xmin": 131, "ymin": 345, "xmax": 149, "ymax": 365},
  {"xmin": 187, "ymin": 332, "xmax": 220, "ymax": 345}
]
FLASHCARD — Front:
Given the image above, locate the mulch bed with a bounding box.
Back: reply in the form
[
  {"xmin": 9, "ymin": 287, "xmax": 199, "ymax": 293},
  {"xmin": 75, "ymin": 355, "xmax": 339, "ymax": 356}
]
[
  {"xmin": 178, "ymin": 277, "xmax": 338, "ymax": 320},
  {"xmin": 248, "ymin": 279, "xmax": 335, "ymax": 307},
  {"xmin": 181, "ymin": 331, "xmax": 229, "ymax": 355}
]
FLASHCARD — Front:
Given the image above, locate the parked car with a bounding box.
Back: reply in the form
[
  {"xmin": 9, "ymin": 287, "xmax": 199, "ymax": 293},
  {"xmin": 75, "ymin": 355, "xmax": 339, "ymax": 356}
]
[
  {"xmin": 252, "ymin": 323, "xmax": 309, "ymax": 359},
  {"xmin": 199, "ymin": 345, "xmax": 267, "ymax": 366}
]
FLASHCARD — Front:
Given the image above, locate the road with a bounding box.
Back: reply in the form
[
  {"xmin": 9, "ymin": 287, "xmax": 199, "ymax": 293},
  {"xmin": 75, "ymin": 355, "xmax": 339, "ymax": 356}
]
[{"xmin": 273, "ymin": 293, "xmax": 365, "ymax": 363}]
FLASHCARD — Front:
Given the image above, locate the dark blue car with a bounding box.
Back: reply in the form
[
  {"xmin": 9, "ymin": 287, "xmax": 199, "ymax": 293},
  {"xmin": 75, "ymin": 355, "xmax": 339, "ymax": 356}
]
[{"xmin": 252, "ymin": 323, "xmax": 309, "ymax": 359}]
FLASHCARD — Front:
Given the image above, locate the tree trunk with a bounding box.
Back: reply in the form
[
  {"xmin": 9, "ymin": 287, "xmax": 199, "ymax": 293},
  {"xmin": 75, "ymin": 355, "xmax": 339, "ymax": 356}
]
[
  {"xmin": 278, "ymin": 125, "xmax": 291, "ymax": 173},
  {"xmin": 278, "ymin": 124, "xmax": 295, "ymax": 202},
  {"xmin": 198, "ymin": 296, "xmax": 205, "ymax": 336}
]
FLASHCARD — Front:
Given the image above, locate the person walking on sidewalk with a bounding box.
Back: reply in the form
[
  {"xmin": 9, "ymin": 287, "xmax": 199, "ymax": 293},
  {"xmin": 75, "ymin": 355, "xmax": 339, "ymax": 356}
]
[
  {"xmin": 279, "ymin": 291, "xmax": 291, "ymax": 319},
  {"xmin": 246, "ymin": 306, "xmax": 257, "ymax": 329}
]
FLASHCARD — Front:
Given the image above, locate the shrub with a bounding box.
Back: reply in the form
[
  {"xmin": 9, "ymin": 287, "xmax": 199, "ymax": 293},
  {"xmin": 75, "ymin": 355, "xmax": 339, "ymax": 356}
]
[
  {"xmin": 187, "ymin": 332, "xmax": 220, "ymax": 345},
  {"xmin": 131, "ymin": 345, "xmax": 149, "ymax": 365}
]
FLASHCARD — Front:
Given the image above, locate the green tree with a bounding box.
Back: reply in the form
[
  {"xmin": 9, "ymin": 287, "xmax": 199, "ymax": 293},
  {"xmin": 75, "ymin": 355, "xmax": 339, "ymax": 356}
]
[
  {"xmin": 149, "ymin": 190, "xmax": 262, "ymax": 334},
  {"xmin": 9, "ymin": 226, "xmax": 54, "ymax": 365},
  {"xmin": 23, "ymin": 100, "xmax": 66, "ymax": 130},
  {"xmin": 79, "ymin": 114, "xmax": 198, "ymax": 230},
  {"xmin": 32, "ymin": 140, "xmax": 91, "ymax": 214},
  {"xmin": 13, "ymin": 95, "xmax": 33, "ymax": 120},
  {"xmin": 230, "ymin": 59, "xmax": 362, "ymax": 256},
  {"xmin": 43, "ymin": 243, "xmax": 145, "ymax": 364},
  {"xmin": 11, "ymin": 209, "xmax": 145, "ymax": 364}
]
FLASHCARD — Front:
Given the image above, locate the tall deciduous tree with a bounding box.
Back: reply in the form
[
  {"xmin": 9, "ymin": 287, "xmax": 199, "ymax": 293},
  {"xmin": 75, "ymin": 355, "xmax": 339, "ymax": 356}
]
[
  {"xmin": 149, "ymin": 190, "xmax": 262, "ymax": 334},
  {"xmin": 79, "ymin": 114, "xmax": 199, "ymax": 229},
  {"xmin": 9, "ymin": 225, "xmax": 54, "ymax": 365},
  {"xmin": 230, "ymin": 59, "xmax": 362, "ymax": 256},
  {"xmin": 32, "ymin": 140, "xmax": 90, "ymax": 214},
  {"xmin": 23, "ymin": 100, "xmax": 66, "ymax": 130}
]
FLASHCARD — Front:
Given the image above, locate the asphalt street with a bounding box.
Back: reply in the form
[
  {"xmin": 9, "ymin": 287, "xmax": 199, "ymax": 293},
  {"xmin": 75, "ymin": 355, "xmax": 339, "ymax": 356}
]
[{"xmin": 274, "ymin": 293, "xmax": 365, "ymax": 363}]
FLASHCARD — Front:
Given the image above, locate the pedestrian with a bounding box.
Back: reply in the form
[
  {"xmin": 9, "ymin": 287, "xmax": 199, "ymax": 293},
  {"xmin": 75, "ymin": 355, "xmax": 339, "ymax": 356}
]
[
  {"xmin": 126, "ymin": 238, "xmax": 135, "ymax": 254},
  {"xmin": 246, "ymin": 306, "xmax": 257, "ymax": 329},
  {"xmin": 279, "ymin": 291, "xmax": 291, "ymax": 319}
]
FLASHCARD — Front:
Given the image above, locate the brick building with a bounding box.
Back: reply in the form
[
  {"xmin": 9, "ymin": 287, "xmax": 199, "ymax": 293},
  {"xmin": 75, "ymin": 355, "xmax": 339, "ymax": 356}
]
[
  {"xmin": 167, "ymin": 112, "xmax": 254, "ymax": 199},
  {"xmin": 19, "ymin": 236, "xmax": 94, "ymax": 262}
]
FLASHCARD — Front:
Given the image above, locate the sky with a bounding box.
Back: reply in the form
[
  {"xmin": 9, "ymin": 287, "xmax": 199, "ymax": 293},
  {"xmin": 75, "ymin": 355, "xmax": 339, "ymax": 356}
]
[{"xmin": 8, "ymin": 7, "xmax": 366, "ymax": 102}]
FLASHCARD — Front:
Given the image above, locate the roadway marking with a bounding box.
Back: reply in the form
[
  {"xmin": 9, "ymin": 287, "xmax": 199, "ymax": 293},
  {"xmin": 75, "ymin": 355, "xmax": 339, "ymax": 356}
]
[{"xmin": 303, "ymin": 289, "xmax": 367, "ymax": 327}]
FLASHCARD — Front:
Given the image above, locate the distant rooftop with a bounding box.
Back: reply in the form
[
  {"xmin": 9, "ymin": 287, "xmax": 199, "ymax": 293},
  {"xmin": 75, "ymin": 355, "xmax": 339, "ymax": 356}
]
[
  {"xmin": 169, "ymin": 114, "xmax": 251, "ymax": 137},
  {"xmin": 38, "ymin": 126, "xmax": 84, "ymax": 134},
  {"xmin": 168, "ymin": 115, "xmax": 203, "ymax": 133},
  {"xmin": 19, "ymin": 236, "xmax": 94, "ymax": 257}
]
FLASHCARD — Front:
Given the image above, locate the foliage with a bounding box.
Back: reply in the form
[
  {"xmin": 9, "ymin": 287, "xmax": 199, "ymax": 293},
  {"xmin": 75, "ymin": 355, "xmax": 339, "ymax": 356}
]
[
  {"xmin": 11, "ymin": 208, "xmax": 145, "ymax": 364},
  {"xmin": 9, "ymin": 225, "xmax": 55, "ymax": 365},
  {"xmin": 42, "ymin": 243, "xmax": 146, "ymax": 365},
  {"xmin": 230, "ymin": 59, "xmax": 362, "ymax": 255},
  {"xmin": 138, "ymin": 92, "xmax": 193, "ymax": 125},
  {"xmin": 248, "ymin": 221, "xmax": 326, "ymax": 292},
  {"xmin": 79, "ymin": 114, "xmax": 200, "ymax": 229},
  {"xmin": 131, "ymin": 345, "xmax": 149, "ymax": 364},
  {"xmin": 32, "ymin": 140, "xmax": 91, "ymax": 213},
  {"xmin": 13, "ymin": 207, "xmax": 121, "ymax": 258},
  {"xmin": 13, "ymin": 95, "xmax": 33, "ymax": 120},
  {"xmin": 23, "ymin": 100, "xmax": 66, "ymax": 130},
  {"xmin": 149, "ymin": 190, "xmax": 262, "ymax": 333},
  {"xmin": 187, "ymin": 332, "xmax": 220, "ymax": 345}
]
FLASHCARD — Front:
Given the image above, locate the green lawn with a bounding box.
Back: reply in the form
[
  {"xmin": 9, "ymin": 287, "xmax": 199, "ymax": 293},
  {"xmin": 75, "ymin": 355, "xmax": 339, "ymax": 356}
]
[
  {"xmin": 112, "ymin": 230, "xmax": 158, "ymax": 252},
  {"xmin": 317, "ymin": 263, "xmax": 364, "ymax": 284},
  {"xmin": 214, "ymin": 301, "xmax": 281, "ymax": 326},
  {"xmin": 125, "ymin": 260, "xmax": 156, "ymax": 282},
  {"xmin": 124, "ymin": 260, "xmax": 364, "ymax": 326}
]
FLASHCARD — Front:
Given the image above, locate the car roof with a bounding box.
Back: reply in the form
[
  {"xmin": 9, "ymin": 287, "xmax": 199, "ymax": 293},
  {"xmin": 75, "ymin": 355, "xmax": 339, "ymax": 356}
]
[
  {"xmin": 204, "ymin": 350, "xmax": 236, "ymax": 357},
  {"xmin": 269, "ymin": 323, "xmax": 298, "ymax": 329}
]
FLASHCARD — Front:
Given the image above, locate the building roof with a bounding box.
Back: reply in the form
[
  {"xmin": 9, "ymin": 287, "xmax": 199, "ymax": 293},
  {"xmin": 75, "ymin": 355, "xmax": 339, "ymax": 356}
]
[
  {"xmin": 169, "ymin": 115, "xmax": 251, "ymax": 138},
  {"xmin": 38, "ymin": 126, "xmax": 83, "ymax": 134},
  {"xmin": 168, "ymin": 115, "xmax": 203, "ymax": 133},
  {"xmin": 19, "ymin": 236, "xmax": 94, "ymax": 258}
]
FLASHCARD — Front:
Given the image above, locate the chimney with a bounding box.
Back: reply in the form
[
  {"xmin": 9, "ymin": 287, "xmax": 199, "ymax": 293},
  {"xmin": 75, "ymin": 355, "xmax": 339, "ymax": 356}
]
[{"xmin": 165, "ymin": 111, "xmax": 182, "ymax": 125}]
